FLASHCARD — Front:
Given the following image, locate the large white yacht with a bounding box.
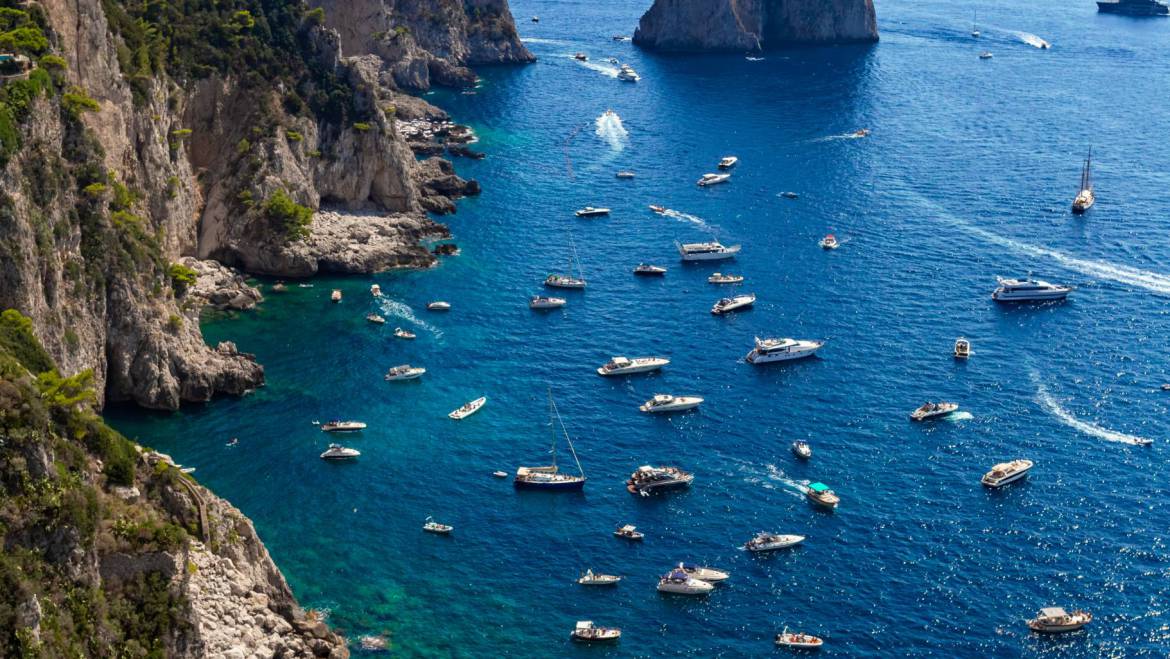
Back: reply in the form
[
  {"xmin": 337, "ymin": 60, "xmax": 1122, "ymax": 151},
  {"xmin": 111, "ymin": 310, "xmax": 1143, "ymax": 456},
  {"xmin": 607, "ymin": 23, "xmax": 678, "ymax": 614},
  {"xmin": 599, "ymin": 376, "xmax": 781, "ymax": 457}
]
[
  {"xmin": 992, "ymin": 278, "xmax": 1073, "ymax": 302},
  {"xmin": 627, "ymin": 465, "xmax": 693, "ymax": 495},
  {"xmin": 745, "ymin": 337, "xmax": 824, "ymax": 364},
  {"xmin": 617, "ymin": 64, "xmax": 639, "ymax": 82},
  {"xmin": 656, "ymin": 569, "xmax": 714, "ymax": 595},
  {"xmin": 981, "ymin": 459, "xmax": 1033, "ymax": 488},
  {"xmin": 597, "ymin": 356, "xmax": 669, "ymax": 376},
  {"xmin": 711, "ymin": 293, "xmax": 755, "ymax": 315},
  {"xmin": 697, "ymin": 173, "xmax": 731, "ymax": 187},
  {"xmin": 639, "ymin": 394, "xmax": 703, "ymax": 413},
  {"xmin": 677, "ymin": 241, "xmax": 741, "ymax": 261}
]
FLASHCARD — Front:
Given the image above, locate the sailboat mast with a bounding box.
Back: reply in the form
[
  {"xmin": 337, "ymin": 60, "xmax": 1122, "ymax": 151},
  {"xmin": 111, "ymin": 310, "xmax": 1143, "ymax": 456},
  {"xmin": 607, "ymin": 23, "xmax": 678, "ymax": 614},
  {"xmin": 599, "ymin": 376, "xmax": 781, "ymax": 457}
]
[
  {"xmin": 549, "ymin": 391, "xmax": 585, "ymax": 477},
  {"xmin": 568, "ymin": 231, "xmax": 583, "ymax": 279},
  {"xmin": 547, "ymin": 391, "xmax": 557, "ymax": 469}
]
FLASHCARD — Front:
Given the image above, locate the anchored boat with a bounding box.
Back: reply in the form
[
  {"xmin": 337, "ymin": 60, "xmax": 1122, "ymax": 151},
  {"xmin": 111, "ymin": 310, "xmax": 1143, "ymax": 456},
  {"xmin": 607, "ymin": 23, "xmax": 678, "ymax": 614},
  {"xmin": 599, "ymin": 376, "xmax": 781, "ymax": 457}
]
[
  {"xmin": 745, "ymin": 337, "xmax": 824, "ymax": 364},
  {"xmin": 513, "ymin": 392, "xmax": 586, "ymax": 491},
  {"xmin": 1072, "ymin": 148, "xmax": 1095, "ymax": 213},
  {"xmin": 1027, "ymin": 607, "xmax": 1092, "ymax": 633},
  {"xmin": 639, "ymin": 394, "xmax": 703, "ymax": 413},
  {"xmin": 597, "ymin": 356, "xmax": 669, "ymax": 376},
  {"xmin": 627, "ymin": 465, "xmax": 693, "ymax": 495},
  {"xmin": 981, "ymin": 459, "xmax": 1033, "ymax": 488},
  {"xmin": 677, "ymin": 241, "xmax": 740, "ymax": 261},
  {"xmin": 745, "ymin": 532, "xmax": 805, "ymax": 552},
  {"xmin": 448, "ymin": 397, "xmax": 486, "ymax": 420}
]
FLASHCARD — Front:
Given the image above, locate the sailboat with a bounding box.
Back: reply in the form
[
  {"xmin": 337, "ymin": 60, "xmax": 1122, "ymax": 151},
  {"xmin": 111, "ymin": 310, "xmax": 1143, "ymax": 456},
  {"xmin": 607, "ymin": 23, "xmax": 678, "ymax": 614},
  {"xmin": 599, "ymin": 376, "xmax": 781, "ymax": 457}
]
[
  {"xmin": 513, "ymin": 391, "xmax": 587, "ymax": 491},
  {"xmin": 971, "ymin": 12, "xmax": 980, "ymax": 38},
  {"xmin": 545, "ymin": 233, "xmax": 587, "ymax": 289},
  {"xmin": 1072, "ymin": 148, "xmax": 1095, "ymax": 214}
]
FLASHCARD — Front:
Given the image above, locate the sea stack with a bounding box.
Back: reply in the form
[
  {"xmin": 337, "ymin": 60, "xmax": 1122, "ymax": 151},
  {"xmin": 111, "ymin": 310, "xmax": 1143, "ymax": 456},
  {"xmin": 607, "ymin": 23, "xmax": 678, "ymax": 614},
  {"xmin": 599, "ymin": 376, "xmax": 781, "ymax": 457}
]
[{"xmin": 632, "ymin": 0, "xmax": 878, "ymax": 51}]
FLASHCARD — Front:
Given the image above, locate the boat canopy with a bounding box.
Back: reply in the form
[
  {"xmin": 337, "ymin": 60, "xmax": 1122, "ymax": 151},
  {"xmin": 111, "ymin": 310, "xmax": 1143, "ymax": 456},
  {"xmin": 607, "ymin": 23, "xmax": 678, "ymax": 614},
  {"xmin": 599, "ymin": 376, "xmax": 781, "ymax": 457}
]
[
  {"xmin": 576, "ymin": 621, "xmax": 593, "ymax": 629},
  {"xmin": 809, "ymin": 482, "xmax": 832, "ymax": 492},
  {"xmin": 1040, "ymin": 607, "xmax": 1068, "ymax": 618}
]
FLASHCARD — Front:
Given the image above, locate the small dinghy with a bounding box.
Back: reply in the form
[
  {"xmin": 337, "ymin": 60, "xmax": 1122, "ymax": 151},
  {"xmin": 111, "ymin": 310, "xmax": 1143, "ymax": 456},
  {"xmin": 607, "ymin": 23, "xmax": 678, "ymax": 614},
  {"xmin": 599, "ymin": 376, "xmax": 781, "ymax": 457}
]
[
  {"xmin": 954, "ymin": 338, "xmax": 971, "ymax": 359},
  {"xmin": 775, "ymin": 628, "xmax": 824, "ymax": 649},
  {"xmin": 366, "ymin": 314, "xmax": 385, "ymax": 324},
  {"xmin": 613, "ymin": 524, "xmax": 644, "ymax": 541},
  {"xmin": 448, "ymin": 397, "xmax": 486, "ymax": 420},
  {"xmin": 577, "ymin": 569, "xmax": 621, "ymax": 586},
  {"xmin": 792, "ymin": 440, "xmax": 812, "ymax": 460},
  {"xmin": 370, "ymin": 284, "xmax": 382, "ymax": 297},
  {"xmin": 492, "ymin": 470, "xmax": 508, "ymax": 478},
  {"xmin": 393, "ymin": 327, "xmax": 416, "ymax": 340},
  {"xmin": 616, "ymin": 171, "xmax": 635, "ymax": 179},
  {"xmin": 570, "ymin": 621, "xmax": 621, "ymax": 643},
  {"xmin": 330, "ymin": 289, "xmax": 342, "ymax": 302},
  {"xmin": 979, "ymin": 51, "xmax": 993, "ymax": 60},
  {"xmin": 780, "ymin": 191, "xmax": 799, "ymax": 199},
  {"xmin": 422, "ymin": 516, "xmax": 452, "ymax": 534},
  {"xmin": 426, "ymin": 301, "xmax": 451, "ymax": 311},
  {"xmin": 708, "ymin": 272, "xmax": 744, "ymax": 284},
  {"xmin": 819, "ymin": 234, "xmax": 839, "ymax": 250},
  {"xmin": 910, "ymin": 401, "xmax": 959, "ymax": 421},
  {"xmin": 573, "ymin": 52, "xmax": 587, "ymax": 61}
]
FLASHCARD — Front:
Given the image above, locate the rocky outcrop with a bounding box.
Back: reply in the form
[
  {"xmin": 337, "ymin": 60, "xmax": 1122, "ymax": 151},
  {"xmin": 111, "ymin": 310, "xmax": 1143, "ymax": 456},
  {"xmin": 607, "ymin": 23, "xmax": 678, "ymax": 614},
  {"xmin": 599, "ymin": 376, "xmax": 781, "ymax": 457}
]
[
  {"xmin": 178, "ymin": 258, "xmax": 263, "ymax": 312},
  {"xmin": 633, "ymin": 0, "xmax": 878, "ymax": 51}
]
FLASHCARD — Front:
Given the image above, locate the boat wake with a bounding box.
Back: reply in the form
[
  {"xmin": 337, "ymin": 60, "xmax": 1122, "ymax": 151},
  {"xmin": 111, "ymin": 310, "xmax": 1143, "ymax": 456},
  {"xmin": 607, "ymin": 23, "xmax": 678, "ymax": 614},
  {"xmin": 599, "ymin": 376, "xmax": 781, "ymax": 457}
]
[
  {"xmin": 594, "ymin": 111, "xmax": 628, "ymax": 152},
  {"xmin": 661, "ymin": 208, "xmax": 717, "ymax": 233},
  {"xmin": 1035, "ymin": 383, "xmax": 1152, "ymax": 446},
  {"xmin": 573, "ymin": 56, "xmax": 619, "ymax": 79},
  {"xmin": 946, "ymin": 411, "xmax": 974, "ymax": 422},
  {"xmin": 378, "ymin": 299, "xmax": 442, "ymax": 338},
  {"xmin": 520, "ymin": 37, "xmax": 570, "ymax": 46},
  {"xmin": 764, "ymin": 464, "xmax": 809, "ymax": 500},
  {"xmin": 1014, "ymin": 31, "xmax": 1051, "ymax": 49},
  {"xmin": 812, "ymin": 131, "xmax": 868, "ymax": 143}
]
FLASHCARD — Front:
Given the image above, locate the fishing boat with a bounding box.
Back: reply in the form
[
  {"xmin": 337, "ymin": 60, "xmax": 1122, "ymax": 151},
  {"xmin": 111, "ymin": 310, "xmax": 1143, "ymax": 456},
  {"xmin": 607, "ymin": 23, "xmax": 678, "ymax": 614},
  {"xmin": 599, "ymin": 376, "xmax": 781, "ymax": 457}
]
[
  {"xmin": 426, "ymin": 301, "xmax": 451, "ymax": 311},
  {"xmin": 393, "ymin": 327, "xmax": 416, "ymax": 340},
  {"xmin": 792, "ymin": 440, "xmax": 812, "ymax": 460},
  {"xmin": 513, "ymin": 392, "xmax": 587, "ymax": 491},
  {"xmin": 981, "ymin": 459, "xmax": 1033, "ymax": 488},
  {"xmin": 1072, "ymin": 148, "xmax": 1095, "ymax": 213},
  {"xmin": 616, "ymin": 171, "xmax": 636, "ymax": 179},
  {"xmin": 570, "ymin": 621, "xmax": 621, "ymax": 643},
  {"xmin": 697, "ymin": 173, "xmax": 731, "ymax": 186},
  {"xmin": 1027, "ymin": 607, "xmax": 1092, "ymax": 633},
  {"xmin": 718, "ymin": 156, "xmax": 738, "ymax": 169},
  {"xmin": 422, "ymin": 516, "xmax": 452, "ymax": 534},
  {"xmin": 708, "ymin": 272, "xmax": 744, "ymax": 284},
  {"xmin": 627, "ymin": 465, "xmax": 693, "ymax": 495},
  {"xmin": 448, "ymin": 396, "xmax": 486, "ymax": 420},
  {"xmin": 806, "ymin": 482, "xmax": 840, "ymax": 509},
  {"xmin": 597, "ymin": 356, "xmax": 669, "ymax": 376},
  {"xmin": 954, "ymin": 337, "xmax": 971, "ymax": 359},
  {"xmin": 992, "ymin": 278, "xmax": 1073, "ymax": 302},
  {"xmin": 320, "ymin": 420, "xmax": 367, "ymax": 432},
  {"xmin": 613, "ymin": 524, "xmax": 644, "ymax": 541},
  {"xmin": 545, "ymin": 233, "xmax": 588, "ymax": 289},
  {"xmin": 577, "ymin": 569, "xmax": 621, "ymax": 586},
  {"xmin": 745, "ymin": 532, "xmax": 805, "ymax": 552},
  {"xmin": 711, "ymin": 293, "xmax": 755, "ymax": 315},
  {"xmin": 649, "ymin": 204, "xmax": 667, "ymax": 214},
  {"xmin": 775, "ymin": 628, "xmax": 824, "ymax": 649},
  {"xmin": 385, "ymin": 364, "xmax": 426, "ymax": 381},
  {"xmin": 633, "ymin": 263, "xmax": 667, "ymax": 276},
  {"xmin": 366, "ymin": 314, "xmax": 385, "ymax": 324},
  {"xmin": 320, "ymin": 444, "xmax": 360, "ymax": 460},
  {"xmin": 677, "ymin": 241, "xmax": 741, "ymax": 261},
  {"xmin": 575, "ymin": 206, "xmax": 611, "ymax": 218},
  {"xmin": 370, "ymin": 284, "xmax": 382, "ymax": 297},
  {"xmin": 909, "ymin": 401, "xmax": 959, "ymax": 421},
  {"xmin": 529, "ymin": 295, "xmax": 567, "ymax": 309},
  {"xmin": 640, "ymin": 394, "xmax": 703, "ymax": 413},
  {"xmin": 677, "ymin": 563, "xmax": 730, "ymax": 582},
  {"xmin": 745, "ymin": 337, "xmax": 824, "ymax": 364},
  {"xmin": 657, "ymin": 569, "xmax": 714, "ymax": 595},
  {"xmin": 819, "ymin": 234, "xmax": 839, "ymax": 250},
  {"xmin": 617, "ymin": 64, "xmax": 639, "ymax": 82},
  {"xmin": 330, "ymin": 289, "xmax": 342, "ymax": 302}
]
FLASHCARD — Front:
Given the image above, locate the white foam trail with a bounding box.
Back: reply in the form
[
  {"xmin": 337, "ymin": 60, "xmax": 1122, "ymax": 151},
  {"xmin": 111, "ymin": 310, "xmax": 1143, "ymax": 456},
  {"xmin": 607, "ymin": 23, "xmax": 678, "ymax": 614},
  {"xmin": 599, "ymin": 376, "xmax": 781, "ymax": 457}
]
[
  {"xmin": 662, "ymin": 209, "xmax": 716, "ymax": 232},
  {"xmin": 594, "ymin": 111, "xmax": 628, "ymax": 152},
  {"xmin": 1035, "ymin": 383, "xmax": 1152, "ymax": 446},
  {"xmin": 520, "ymin": 37, "xmax": 570, "ymax": 45},
  {"xmin": 573, "ymin": 56, "xmax": 619, "ymax": 78},
  {"xmin": 378, "ymin": 299, "xmax": 442, "ymax": 338},
  {"xmin": 811, "ymin": 131, "xmax": 867, "ymax": 143},
  {"xmin": 1014, "ymin": 31, "xmax": 1050, "ymax": 49},
  {"xmin": 764, "ymin": 464, "xmax": 809, "ymax": 500},
  {"xmin": 947, "ymin": 411, "xmax": 974, "ymax": 422}
]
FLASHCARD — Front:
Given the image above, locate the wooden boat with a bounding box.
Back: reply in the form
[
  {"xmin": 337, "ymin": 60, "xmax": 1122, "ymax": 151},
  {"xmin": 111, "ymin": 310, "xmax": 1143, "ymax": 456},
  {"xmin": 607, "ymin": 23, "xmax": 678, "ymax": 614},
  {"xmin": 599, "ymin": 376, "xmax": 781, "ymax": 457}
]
[
  {"xmin": 448, "ymin": 396, "xmax": 486, "ymax": 420},
  {"xmin": 613, "ymin": 524, "xmax": 644, "ymax": 541},
  {"xmin": 806, "ymin": 482, "xmax": 840, "ymax": 509}
]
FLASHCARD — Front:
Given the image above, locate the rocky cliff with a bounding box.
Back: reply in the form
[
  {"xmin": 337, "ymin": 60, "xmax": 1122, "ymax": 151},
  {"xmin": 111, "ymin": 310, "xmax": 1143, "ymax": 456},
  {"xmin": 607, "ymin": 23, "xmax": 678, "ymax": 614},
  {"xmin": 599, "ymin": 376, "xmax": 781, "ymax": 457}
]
[{"xmin": 633, "ymin": 0, "xmax": 878, "ymax": 51}]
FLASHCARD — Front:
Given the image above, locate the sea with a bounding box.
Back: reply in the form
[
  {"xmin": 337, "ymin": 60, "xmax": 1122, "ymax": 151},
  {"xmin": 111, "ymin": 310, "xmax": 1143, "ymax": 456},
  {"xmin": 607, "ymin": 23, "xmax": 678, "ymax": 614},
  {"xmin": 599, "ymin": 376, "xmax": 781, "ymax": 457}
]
[{"xmin": 105, "ymin": 0, "xmax": 1170, "ymax": 655}]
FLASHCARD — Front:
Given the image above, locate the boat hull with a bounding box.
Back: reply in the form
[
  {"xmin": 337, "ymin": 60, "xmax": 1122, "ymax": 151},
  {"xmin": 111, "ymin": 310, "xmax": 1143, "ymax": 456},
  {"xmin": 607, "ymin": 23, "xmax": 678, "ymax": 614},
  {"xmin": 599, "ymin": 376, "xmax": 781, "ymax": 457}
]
[
  {"xmin": 992, "ymin": 290, "xmax": 1070, "ymax": 302},
  {"xmin": 513, "ymin": 478, "xmax": 586, "ymax": 491},
  {"xmin": 640, "ymin": 399, "xmax": 702, "ymax": 413},
  {"xmin": 1097, "ymin": 0, "xmax": 1169, "ymax": 14},
  {"xmin": 680, "ymin": 248, "xmax": 740, "ymax": 262},
  {"xmin": 746, "ymin": 346, "xmax": 821, "ymax": 363}
]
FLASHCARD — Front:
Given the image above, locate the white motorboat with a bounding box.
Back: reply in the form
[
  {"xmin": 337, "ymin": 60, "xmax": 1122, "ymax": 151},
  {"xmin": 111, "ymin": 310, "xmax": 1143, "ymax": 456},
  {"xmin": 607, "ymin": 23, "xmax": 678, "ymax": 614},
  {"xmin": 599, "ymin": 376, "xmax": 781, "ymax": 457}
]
[
  {"xmin": 657, "ymin": 569, "xmax": 714, "ymax": 595},
  {"xmin": 394, "ymin": 327, "xmax": 416, "ymax": 340},
  {"xmin": 775, "ymin": 628, "xmax": 824, "ymax": 649},
  {"xmin": 910, "ymin": 401, "xmax": 959, "ymax": 421},
  {"xmin": 597, "ymin": 356, "xmax": 669, "ymax": 376},
  {"xmin": 745, "ymin": 532, "xmax": 805, "ymax": 552},
  {"xmin": 718, "ymin": 156, "xmax": 738, "ymax": 169},
  {"xmin": 627, "ymin": 465, "xmax": 693, "ymax": 495},
  {"xmin": 614, "ymin": 524, "xmax": 644, "ymax": 541},
  {"xmin": 649, "ymin": 204, "xmax": 667, "ymax": 214},
  {"xmin": 330, "ymin": 289, "xmax": 342, "ymax": 302},
  {"xmin": 1028, "ymin": 607, "xmax": 1092, "ymax": 633},
  {"xmin": 573, "ymin": 52, "xmax": 587, "ymax": 61},
  {"xmin": 448, "ymin": 396, "xmax": 486, "ymax": 420},
  {"xmin": 370, "ymin": 284, "xmax": 382, "ymax": 297},
  {"xmin": 570, "ymin": 621, "xmax": 621, "ymax": 643},
  {"xmin": 981, "ymin": 459, "xmax": 1033, "ymax": 488},
  {"xmin": 711, "ymin": 293, "xmax": 755, "ymax": 315},
  {"xmin": 633, "ymin": 263, "xmax": 667, "ymax": 276},
  {"xmin": 575, "ymin": 206, "xmax": 611, "ymax": 217},
  {"xmin": 1072, "ymin": 148, "xmax": 1094, "ymax": 213},
  {"xmin": 979, "ymin": 51, "xmax": 993, "ymax": 59},
  {"xmin": 745, "ymin": 337, "xmax": 824, "ymax": 364},
  {"xmin": 697, "ymin": 173, "xmax": 731, "ymax": 186},
  {"xmin": 639, "ymin": 394, "xmax": 703, "ymax": 413},
  {"xmin": 366, "ymin": 314, "xmax": 385, "ymax": 324},
  {"xmin": 806, "ymin": 482, "xmax": 840, "ymax": 509},
  {"xmin": 544, "ymin": 274, "xmax": 586, "ymax": 289},
  {"xmin": 819, "ymin": 234, "xmax": 839, "ymax": 250},
  {"xmin": 385, "ymin": 364, "xmax": 426, "ymax": 381},
  {"xmin": 992, "ymin": 278, "xmax": 1073, "ymax": 302},
  {"xmin": 530, "ymin": 295, "xmax": 567, "ymax": 309},
  {"xmin": 792, "ymin": 440, "xmax": 812, "ymax": 460},
  {"xmin": 422, "ymin": 516, "xmax": 453, "ymax": 534},
  {"xmin": 616, "ymin": 171, "xmax": 636, "ymax": 179},
  {"xmin": 577, "ymin": 569, "xmax": 621, "ymax": 586},
  {"xmin": 617, "ymin": 64, "xmax": 639, "ymax": 82},
  {"xmin": 320, "ymin": 420, "xmax": 367, "ymax": 432},
  {"xmin": 677, "ymin": 563, "xmax": 729, "ymax": 583},
  {"xmin": 320, "ymin": 444, "xmax": 360, "ymax": 460},
  {"xmin": 954, "ymin": 337, "xmax": 971, "ymax": 359},
  {"xmin": 677, "ymin": 241, "xmax": 741, "ymax": 261},
  {"xmin": 426, "ymin": 301, "xmax": 451, "ymax": 311},
  {"xmin": 708, "ymin": 272, "xmax": 744, "ymax": 284}
]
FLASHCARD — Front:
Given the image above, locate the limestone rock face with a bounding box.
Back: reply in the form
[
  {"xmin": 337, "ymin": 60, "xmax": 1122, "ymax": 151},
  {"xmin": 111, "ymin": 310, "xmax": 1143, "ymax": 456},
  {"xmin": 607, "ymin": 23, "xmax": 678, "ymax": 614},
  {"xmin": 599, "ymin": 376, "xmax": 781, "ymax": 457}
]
[{"xmin": 633, "ymin": 0, "xmax": 878, "ymax": 51}]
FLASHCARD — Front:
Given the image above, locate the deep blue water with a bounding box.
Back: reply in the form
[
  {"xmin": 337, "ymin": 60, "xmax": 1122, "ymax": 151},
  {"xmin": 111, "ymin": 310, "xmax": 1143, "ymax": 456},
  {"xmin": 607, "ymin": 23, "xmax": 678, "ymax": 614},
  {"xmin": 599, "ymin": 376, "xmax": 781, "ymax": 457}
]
[{"xmin": 106, "ymin": 0, "xmax": 1170, "ymax": 655}]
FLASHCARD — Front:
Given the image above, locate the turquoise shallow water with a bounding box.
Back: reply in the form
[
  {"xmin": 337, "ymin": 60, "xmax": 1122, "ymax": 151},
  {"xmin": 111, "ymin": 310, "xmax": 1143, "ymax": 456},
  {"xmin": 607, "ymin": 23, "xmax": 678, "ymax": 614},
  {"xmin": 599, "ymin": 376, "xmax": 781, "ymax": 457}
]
[{"xmin": 107, "ymin": 0, "xmax": 1170, "ymax": 655}]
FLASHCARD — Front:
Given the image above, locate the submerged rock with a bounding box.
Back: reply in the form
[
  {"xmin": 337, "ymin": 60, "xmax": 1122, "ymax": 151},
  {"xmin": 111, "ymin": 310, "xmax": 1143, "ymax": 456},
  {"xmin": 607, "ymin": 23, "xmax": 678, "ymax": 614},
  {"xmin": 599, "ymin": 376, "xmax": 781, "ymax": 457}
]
[{"xmin": 633, "ymin": 0, "xmax": 878, "ymax": 51}]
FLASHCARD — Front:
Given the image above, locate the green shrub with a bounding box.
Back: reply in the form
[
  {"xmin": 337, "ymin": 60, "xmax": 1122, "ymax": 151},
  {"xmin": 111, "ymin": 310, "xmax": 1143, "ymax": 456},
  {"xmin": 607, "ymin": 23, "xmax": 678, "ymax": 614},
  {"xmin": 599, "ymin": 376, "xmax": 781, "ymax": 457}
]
[
  {"xmin": 165, "ymin": 314, "xmax": 182, "ymax": 331},
  {"xmin": 263, "ymin": 189, "xmax": 313, "ymax": 241},
  {"xmin": 236, "ymin": 138, "xmax": 251, "ymax": 155},
  {"xmin": 0, "ymin": 310, "xmax": 54, "ymax": 374},
  {"xmin": 305, "ymin": 7, "xmax": 325, "ymax": 26},
  {"xmin": 169, "ymin": 128, "xmax": 191, "ymax": 138},
  {"xmin": 286, "ymin": 130, "xmax": 303, "ymax": 143},
  {"xmin": 82, "ymin": 183, "xmax": 108, "ymax": 197},
  {"xmin": 167, "ymin": 262, "xmax": 197, "ymax": 294},
  {"xmin": 39, "ymin": 54, "xmax": 66, "ymax": 71},
  {"xmin": 61, "ymin": 89, "xmax": 100, "ymax": 119},
  {"xmin": 0, "ymin": 26, "xmax": 48, "ymax": 55},
  {"xmin": 352, "ymin": 122, "xmax": 370, "ymax": 132}
]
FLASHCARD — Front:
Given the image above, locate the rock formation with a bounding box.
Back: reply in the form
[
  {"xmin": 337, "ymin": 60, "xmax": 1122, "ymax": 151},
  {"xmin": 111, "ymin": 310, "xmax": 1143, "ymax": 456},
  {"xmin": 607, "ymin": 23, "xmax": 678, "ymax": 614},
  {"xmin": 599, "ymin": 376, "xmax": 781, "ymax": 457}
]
[{"xmin": 633, "ymin": 0, "xmax": 878, "ymax": 51}]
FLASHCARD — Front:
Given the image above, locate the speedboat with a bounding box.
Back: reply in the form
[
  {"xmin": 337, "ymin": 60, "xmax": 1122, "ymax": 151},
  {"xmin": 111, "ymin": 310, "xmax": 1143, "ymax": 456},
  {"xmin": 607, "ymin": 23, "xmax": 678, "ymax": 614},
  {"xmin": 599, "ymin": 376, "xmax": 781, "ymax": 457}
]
[
  {"xmin": 981, "ymin": 459, "xmax": 1033, "ymax": 488},
  {"xmin": 370, "ymin": 284, "xmax": 382, "ymax": 297},
  {"xmin": 639, "ymin": 394, "xmax": 703, "ymax": 413},
  {"xmin": 1028, "ymin": 607, "xmax": 1092, "ymax": 633},
  {"xmin": 711, "ymin": 293, "xmax": 755, "ymax": 315},
  {"xmin": 954, "ymin": 337, "xmax": 971, "ymax": 359},
  {"xmin": 530, "ymin": 295, "xmax": 567, "ymax": 309},
  {"xmin": 426, "ymin": 300, "xmax": 451, "ymax": 311},
  {"xmin": 573, "ymin": 52, "xmax": 587, "ymax": 61},
  {"xmin": 806, "ymin": 482, "xmax": 840, "ymax": 509},
  {"xmin": 633, "ymin": 263, "xmax": 667, "ymax": 276},
  {"xmin": 544, "ymin": 274, "xmax": 587, "ymax": 289},
  {"xmin": 992, "ymin": 278, "xmax": 1073, "ymax": 302},
  {"xmin": 422, "ymin": 516, "xmax": 452, "ymax": 534},
  {"xmin": 330, "ymin": 289, "xmax": 342, "ymax": 302},
  {"xmin": 744, "ymin": 532, "xmax": 805, "ymax": 552},
  {"xmin": 1072, "ymin": 149, "xmax": 1094, "ymax": 213},
  {"xmin": 617, "ymin": 64, "xmax": 639, "ymax": 82},
  {"xmin": 448, "ymin": 396, "xmax": 486, "ymax": 420},
  {"xmin": 607, "ymin": 57, "xmax": 619, "ymax": 64},
  {"xmin": 677, "ymin": 563, "xmax": 729, "ymax": 583},
  {"xmin": 393, "ymin": 327, "xmax": 416, "ymax": 340},
  {"xmin": 531, "ymin": 15, "xmax": 539, "ymax": 22},
  {"xmin": 708, "ymin": 272, "xmax": 744, "ymax": 284},
  {"xmin": 597, "ymin": 356, "xmax": 669, "ymax": 376},
  {"xmin": 616, "ymin": 171, "xmax": 636, "ymax": 179},
  {"xmin": 627, "ymin": 465, "xmax": 693, "ymax": 495},
  {"xmin": 385, "ymin": 364, "xmax": 426, "ymax": 381},
  {"xmin": 718, "ymin": 156, "xmax": 738, "ymax": 169},
  {"xmin": 649, "ymin": 204, "xmax": 667, "ymax": 214},
  {"xmin": 366, "ymin": 314, "xmax": 385, "ymax": 324},
  {"xmin": 819, "ymin": 234, "xmax": 839, "ymax": 250},
  {"xmin": 320, "ymin": 420, "xmax": 367, "ymax": 432},
  {"xmin": 852, "ymin": 128, "xmax": 870, "ymax": 137},
  {"xmin": 909, "ymin": 401, "xmax": 959, "ymax": 421},
  {"xmin": 570, "ymin": 621, "xmax": 621, "ymax": 643},
  {"xmin": 697, "ymin": 173, "xmax": 731, "ymax": 187},
  {"xmin": 614, "ymin": 524, "xmax": 644, "ymax": 541},
  {"xmin": 677, "ymin": 241, "xmax": 741, "ymax": 261},
  {"xmin": 575, "ymin": 206, "xmax": 611, "ymax": 218},
  {"xmin": 320, "ymin": 444, "xmax": 360, "ymax": 460},
  {"xmin": 657, "ymin": 569, "xmax": 714, "ymax": 595},
  {"xmin": 577, "ymin": 569, "xmax": 621, "ymax": 586},
  {"xmin": 492, "ymin": 470, "xmax": 508, "ymax": 478},
  {"xmin": 780, "ymin": 191, "xmax": 799, "ymax": 199},
  {"xmin": 979, "ymin": 51, "xmax": 993, "ymax": 59},
  {"xmin": 792, "ymin": 440, "xmax": 812, "ymax": 460},
  {"xmin": 775, "ymin": 628, "xmax": 824, "ymax": 649},
  {"xmin": 745, "ymin": 337, "xmax": 824, "ymax": 364}
]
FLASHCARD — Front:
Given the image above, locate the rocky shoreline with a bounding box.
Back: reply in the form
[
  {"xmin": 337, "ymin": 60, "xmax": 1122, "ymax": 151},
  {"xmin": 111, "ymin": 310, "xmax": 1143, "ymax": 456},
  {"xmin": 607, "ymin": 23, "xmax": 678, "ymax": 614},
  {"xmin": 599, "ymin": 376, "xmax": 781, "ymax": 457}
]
[{"xmin": 633, "ymin": 0, "xmax": 879, "ymax": 51}]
